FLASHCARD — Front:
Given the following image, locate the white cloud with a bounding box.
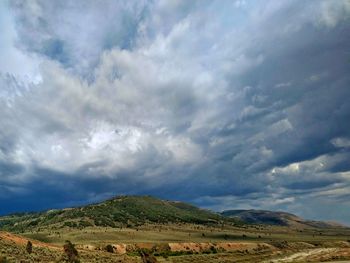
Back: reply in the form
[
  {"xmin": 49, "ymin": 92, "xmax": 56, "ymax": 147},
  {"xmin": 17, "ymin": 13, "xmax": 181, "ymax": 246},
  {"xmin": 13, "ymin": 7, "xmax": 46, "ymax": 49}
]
[
  {"xmin": 331, "ymin": 137, "xmax": 350, "ymax": 148},
  {"xmin": 1, "ymin": 0, "xmax": 350, "ymax": 223},
  {"xmin": 0, "ymin": 1, "xmax": 41, "ymax": 81},
  {"xmin": 318, "ymin": 0, "xmax": 350, "ymax": 28}
]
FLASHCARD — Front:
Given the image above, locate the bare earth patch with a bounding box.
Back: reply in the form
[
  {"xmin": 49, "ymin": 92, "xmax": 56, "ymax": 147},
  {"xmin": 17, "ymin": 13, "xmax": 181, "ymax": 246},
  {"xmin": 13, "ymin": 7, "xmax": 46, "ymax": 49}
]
[
  {"xmin": 267, "ymin": 247, "xmax": 350, "ymax": 262},
  {"xmin": 0, "ymin": 231, "xmax": 61, "ymax": 250}
]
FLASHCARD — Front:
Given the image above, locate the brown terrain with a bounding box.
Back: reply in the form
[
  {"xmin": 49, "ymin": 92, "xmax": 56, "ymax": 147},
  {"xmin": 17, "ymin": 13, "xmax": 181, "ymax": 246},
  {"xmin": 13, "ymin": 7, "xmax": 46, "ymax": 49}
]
[
  {"xmin": 0, "ymin": 231, "xmax": 61, "ymax": 250},
  {"xmin": 2, "ymin": 230, "xmax": 350, "ymax": 262}
]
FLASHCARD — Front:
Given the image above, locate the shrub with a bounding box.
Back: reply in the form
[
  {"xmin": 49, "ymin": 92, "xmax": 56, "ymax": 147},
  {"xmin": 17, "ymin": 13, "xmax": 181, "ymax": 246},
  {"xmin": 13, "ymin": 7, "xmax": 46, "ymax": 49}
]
[
  {"xmin": 63, "ymin": 240, "xmax": 79, "ymax": 262},
  {"xmin": 105, "ymin": 244, "xmax": 114, "ymax": 253},
  {"xmin": 78, "ymin": 220, "xmax": 93, "ymax": 228},
  {"xmin": 270, "ymin": 240, "xmax": 289, "ymax": 249},
  {"xmin": 26, "ymin": 240, "xmax": 33, "ymax": 254},
  {"xmin": 139, "ymin": 249, "xmax": 158, "ymax": 263},
  {"xmin": 64, "ymin": 221, "xmax": 78, "ymax": 228},
  {"xmin": 210, "ymin": 245, "xmax": 218, "ymax": 254}
]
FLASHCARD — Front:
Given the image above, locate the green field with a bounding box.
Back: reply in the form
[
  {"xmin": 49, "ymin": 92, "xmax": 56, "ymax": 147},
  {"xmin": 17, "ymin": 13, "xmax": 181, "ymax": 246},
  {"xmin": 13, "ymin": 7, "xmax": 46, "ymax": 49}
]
[{"xmin": 22, "ymin": 223, "xmax": 350, "ymax": 246}]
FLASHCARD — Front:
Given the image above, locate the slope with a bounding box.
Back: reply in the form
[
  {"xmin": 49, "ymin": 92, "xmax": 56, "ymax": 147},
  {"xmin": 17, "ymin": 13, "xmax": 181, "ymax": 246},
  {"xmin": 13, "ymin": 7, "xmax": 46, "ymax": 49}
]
[
  {"xmin": 221, "ymin": 209, "xmax": 345, "ymax": 228},
  {"xmin": 0, "ymin": 195, "xmax": 230, "ymax": 232}
]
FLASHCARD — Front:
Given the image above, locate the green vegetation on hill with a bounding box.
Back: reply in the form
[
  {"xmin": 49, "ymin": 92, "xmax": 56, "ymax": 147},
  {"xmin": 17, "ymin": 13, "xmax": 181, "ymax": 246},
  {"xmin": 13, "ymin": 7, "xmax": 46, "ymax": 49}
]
[
  {"xmin": 220, "ymin": 209, "xmax": 344, "ymax": 229},
  {"xmin": 0, "ymin": 196, "xmax": 233, "ymax": 232},
  {"xmin": 221, "ymin": 209, "xmax": 298, "ymax": 226}
]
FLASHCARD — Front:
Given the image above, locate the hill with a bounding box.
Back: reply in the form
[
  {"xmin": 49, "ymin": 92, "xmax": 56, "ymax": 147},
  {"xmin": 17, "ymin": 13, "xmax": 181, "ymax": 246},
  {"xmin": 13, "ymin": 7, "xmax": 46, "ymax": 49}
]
[
  {"xmin": 221, "ymin": 209, "xmax": 344, "ymax": 229},
  {"xmin": 0, "ymin": 196, "xmax": 230, "ymax": 232}
]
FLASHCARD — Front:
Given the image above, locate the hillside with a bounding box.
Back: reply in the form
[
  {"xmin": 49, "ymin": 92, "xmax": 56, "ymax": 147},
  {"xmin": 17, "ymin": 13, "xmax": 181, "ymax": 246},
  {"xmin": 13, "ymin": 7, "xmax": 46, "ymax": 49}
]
[
  {"xmin": 0, "ymin": 196, "xmax": 230, "ymax": 232},
  {"xmin": 221, "ymin": 209, "xmax": 344, "ymax": 229},
  {"xmin": 0, "ymin": 231, "xmax": 137, "ymax": 262}
]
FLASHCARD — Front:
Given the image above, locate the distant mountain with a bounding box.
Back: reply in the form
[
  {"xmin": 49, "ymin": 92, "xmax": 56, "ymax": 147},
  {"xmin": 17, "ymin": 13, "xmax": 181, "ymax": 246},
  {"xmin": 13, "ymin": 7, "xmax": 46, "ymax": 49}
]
[
  {"xmin": 1, "ymin": 196, "xmax": 345, "ymax": 233},
  {"xmin": 220, "ymin": 209, "xmax": 345, "ymax": 229},
  {"xmin": 0, "ymin": 196, "xmax": 231, "ymax": 232}
]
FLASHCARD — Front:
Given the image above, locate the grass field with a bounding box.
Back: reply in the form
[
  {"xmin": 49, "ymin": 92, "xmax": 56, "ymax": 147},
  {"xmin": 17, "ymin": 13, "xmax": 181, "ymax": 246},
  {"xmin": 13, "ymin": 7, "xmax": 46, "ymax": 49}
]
[
  {"xmin": 21, "ymin": 223, "xmax": 350, "ymax": 245},
  {"xmin": 0, "ymin": 223, "xmax": 345, "ymax": 262},
  {"xmin": 1, "ymin": 224, "xmax": 350, "ymax": 262}
]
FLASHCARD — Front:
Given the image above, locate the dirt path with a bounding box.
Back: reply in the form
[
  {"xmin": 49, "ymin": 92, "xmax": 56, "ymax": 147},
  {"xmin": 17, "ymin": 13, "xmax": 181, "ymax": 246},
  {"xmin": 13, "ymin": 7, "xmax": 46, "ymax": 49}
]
[
  {"xmin": 0, "ymin": 231, "xmax": 61, "ymax": 250},
  {"xmin": 265, "ymin": 247, "xmax": 346, "ymax": 262}
]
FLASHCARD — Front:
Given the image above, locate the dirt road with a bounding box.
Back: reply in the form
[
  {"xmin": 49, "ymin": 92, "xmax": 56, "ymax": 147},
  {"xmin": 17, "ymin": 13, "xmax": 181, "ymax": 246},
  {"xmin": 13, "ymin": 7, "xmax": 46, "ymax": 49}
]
[{"xmin": 266, "ymin": 247, "xmax": 350, "ymax": 262}]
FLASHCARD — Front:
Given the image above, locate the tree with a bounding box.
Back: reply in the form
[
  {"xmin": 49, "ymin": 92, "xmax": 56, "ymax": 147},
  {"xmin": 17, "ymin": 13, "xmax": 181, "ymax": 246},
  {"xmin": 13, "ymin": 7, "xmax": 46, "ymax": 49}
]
[
  {"xmin": 26, "ymin": 241, "xmax": 33, "ymax": 254},
  {"xmin": 63, "ymin": 240, "xmax": 79, "ymax": 262}
]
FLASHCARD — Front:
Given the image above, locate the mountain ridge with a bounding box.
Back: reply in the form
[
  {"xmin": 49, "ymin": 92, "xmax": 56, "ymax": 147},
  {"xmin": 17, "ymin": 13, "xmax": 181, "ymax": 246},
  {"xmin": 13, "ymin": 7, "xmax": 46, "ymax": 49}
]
[
  {"xmin": 221, "ymin": 209, "xmax": 346, "ymax": 228},
  {"xmin": 0, "ymin": 195, "xmax": 232, "ymax": 232},
  {"xmin": 0, "ymin": 195, "xmax": 346, "ymax": 233}
]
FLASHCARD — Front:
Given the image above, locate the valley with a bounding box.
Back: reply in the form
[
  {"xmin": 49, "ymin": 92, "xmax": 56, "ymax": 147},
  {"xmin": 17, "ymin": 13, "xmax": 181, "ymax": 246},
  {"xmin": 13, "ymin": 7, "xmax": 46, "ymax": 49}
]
[{"xmin": 1, "ymin": 196, "xmax": 350, "ymax": 262}]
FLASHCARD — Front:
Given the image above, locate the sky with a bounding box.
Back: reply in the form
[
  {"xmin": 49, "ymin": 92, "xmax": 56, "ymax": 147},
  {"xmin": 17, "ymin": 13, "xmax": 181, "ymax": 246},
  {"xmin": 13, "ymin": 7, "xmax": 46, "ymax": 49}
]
[{"xmin": 0, "ymin": 0, "xmax": 350, "ymax": 224}]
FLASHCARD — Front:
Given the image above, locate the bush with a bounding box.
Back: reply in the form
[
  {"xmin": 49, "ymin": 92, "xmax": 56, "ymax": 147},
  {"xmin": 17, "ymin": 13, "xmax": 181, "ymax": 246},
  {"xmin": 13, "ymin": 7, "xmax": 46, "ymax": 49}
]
[
  {"xmin": 94, "ymin": 217, "xmax": 115, "ymax": 227},
  {"xmin": 210, "ymin": 245, "xmax": 218, "ymax": 254},
  {"xmin": 63, "ymin": 240, "xmax": 79, "ymax": 262},
  {"xmin": 270, "ymin": 240, "xmax": 289, "ymax": 249},
  {"xmin": 26, "ymin": 240, "xmax": 33, "ymax": 254},
  {"xmin": 64, "ymin": 221, "xmax": 78, "ymax": 228},
  {"xmin": 139, "ymin": 249, "xmax": 158, "ymax": 263},
  {"xmin": 105, "ymin": 244, "xmax": 114, "ymax": 253},
  {"xmin": 78, "ymin": 220, "xmax": 93, "ymax": 228}
]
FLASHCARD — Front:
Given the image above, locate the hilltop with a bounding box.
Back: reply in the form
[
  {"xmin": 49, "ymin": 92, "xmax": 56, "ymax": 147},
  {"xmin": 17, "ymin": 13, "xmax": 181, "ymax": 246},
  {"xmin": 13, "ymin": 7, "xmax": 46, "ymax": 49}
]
[{"xmin": 0, "ymin": 196, "xmax": 231, "ymax": 232}]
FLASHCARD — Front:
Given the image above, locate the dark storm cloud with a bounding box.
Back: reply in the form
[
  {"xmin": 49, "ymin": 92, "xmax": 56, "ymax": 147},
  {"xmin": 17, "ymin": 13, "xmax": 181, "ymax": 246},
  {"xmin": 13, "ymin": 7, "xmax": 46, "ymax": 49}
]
[{"xmin": 1, "ymin": 0, "xmax": 350, "ymax": 223}]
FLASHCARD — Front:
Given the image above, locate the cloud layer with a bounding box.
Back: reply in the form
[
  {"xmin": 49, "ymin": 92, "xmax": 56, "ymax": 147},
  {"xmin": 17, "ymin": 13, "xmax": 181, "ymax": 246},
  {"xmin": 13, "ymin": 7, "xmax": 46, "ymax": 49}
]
[{"xmin": 1, "ymin": 0, "xmax": 350, "ymax": 223}]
